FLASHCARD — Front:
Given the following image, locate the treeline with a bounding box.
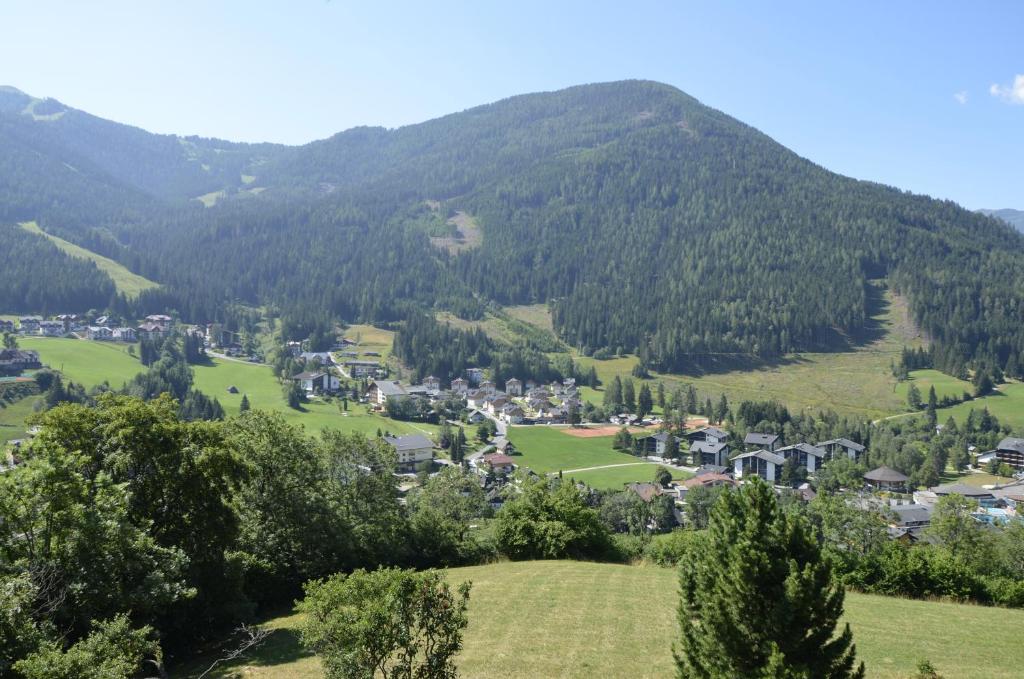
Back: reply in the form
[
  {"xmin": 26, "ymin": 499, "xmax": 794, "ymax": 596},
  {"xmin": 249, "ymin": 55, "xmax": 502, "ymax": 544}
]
[
  {"xmin": 391, "ymin": 312, "xmax": 565, "ymax": 386},
  {"xmin": 0, "ymin": 223, "xmax": 116, "ymax": 313}
]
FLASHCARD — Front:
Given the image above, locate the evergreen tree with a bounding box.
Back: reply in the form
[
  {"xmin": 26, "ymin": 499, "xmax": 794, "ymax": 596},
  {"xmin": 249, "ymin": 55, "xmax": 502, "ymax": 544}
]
[
  {"xmin": 664, "ymin": 435, "xmax": 680, "ymax": 463},
  {"xmin": 925, "ymin": 386, "xmax": 937, "ymax": 429},
  {"xmin": 637, "ymin": 383, "xmax": 653, "ymax": 418},
  {"xmin": 623, "ymin": 378, "xmax": 637, "ymax": 413},
  {"xmin": 715, "ymin": 394, "xmax": 729, "ymax": 425},
  {"xmin": 657, "ymin": 382, "xmax": 666, "ymax": 410},
  {"xmin": 675, "ymin": 479, "xmax": 864, "ymax": 678},
  {"xmin": 239, "ymin": 394, "xmax": 250, "ymax": 412},
  {"xmin": 686, "ymin": 385, "xmax": 698, "ymax": 415},
  {"xmin": 604, "ymin": 376, "xmax": 623, "ymax": 413},
  {"xmin": 906, "ymin": 383, "xmax": 921, "ymax": 410}
]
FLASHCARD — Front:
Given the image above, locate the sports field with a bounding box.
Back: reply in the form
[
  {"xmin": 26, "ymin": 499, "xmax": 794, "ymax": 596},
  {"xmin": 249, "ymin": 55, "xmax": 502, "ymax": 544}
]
[
  {"xmin": 506, "ymin": 425, "xmax": 644, "ymax": 474},
  {"xmin": 172, "ymin": 560, "xmax": 1024, "ymax": 679}
]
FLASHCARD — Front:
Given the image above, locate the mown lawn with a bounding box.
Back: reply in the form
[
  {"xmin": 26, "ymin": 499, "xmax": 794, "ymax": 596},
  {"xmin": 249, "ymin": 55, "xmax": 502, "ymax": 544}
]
[
  {"xmin": 192, "ymin": 357, "xmax": 436, "ymax": 438},
  {"xmin": 506, "ymin": 426, "xmax": 643, "ymax": 474},
  {"xmin": 19, "ymin": 221, "xmax": 159, "ymax": 298},
  {"xmin": 935, "ymin": 381, "xmax": 1024, "ymax": 431},
  {"xmin": 895, "ymin": 369, "xmax": 973, "ymax": 404},
  {"xmin": 0, "ymin": 394, "xmax": 40, "ymax": 443},
  {"xmin": 339, "ymin": 324, "xmax": 396, "ymax": 363},
  {"xmin": 172, "ymin": 560, "xmax": 1024, "ymax": 679},
  {"xmin": 20, "ymin": 336, "xmax": 142, "ymax": 389},
  {"xmin": 566, "ymin": 462, "xmax": 691, "ymax": 489}
]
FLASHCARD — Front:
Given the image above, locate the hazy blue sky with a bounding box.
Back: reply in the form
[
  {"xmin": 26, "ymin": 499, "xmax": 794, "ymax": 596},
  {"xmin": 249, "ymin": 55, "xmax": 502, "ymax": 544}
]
[{"xmin": 1, "ymin": 1, "xmax": 1020, "ymax": 209}]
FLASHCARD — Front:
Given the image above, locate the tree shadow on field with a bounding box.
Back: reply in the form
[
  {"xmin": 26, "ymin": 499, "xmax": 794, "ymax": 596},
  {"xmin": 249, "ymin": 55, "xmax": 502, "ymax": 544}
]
[{"xmin": 175, "ymin": 624, "xmax": 312, "ymax": 678}]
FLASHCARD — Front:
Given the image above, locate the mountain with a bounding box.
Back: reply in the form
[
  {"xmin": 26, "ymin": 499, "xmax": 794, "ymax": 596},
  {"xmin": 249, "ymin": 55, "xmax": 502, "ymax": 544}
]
[
  {"xmin": 980, "ymin": 208, "xmax": 1024, "ymax": 232},
  {"xmin": 2, "ymin": 80, "xmax": 1023, "ymax": 376}
]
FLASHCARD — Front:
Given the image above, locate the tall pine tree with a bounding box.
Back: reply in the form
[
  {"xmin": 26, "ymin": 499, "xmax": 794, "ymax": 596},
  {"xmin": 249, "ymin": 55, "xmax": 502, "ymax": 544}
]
[{"xmin": 675, "ymin": 479, "xmax": 864, "ymax": 678}]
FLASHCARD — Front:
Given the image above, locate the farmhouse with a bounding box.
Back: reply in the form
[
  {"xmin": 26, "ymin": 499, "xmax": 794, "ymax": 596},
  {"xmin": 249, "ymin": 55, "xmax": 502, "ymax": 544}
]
[
  {"xmin": 86, "ymin": 326, "xmax": 114, "ymax": 341},
  {"xmin": 995, "ymin": 437, "xmax": 1024, "ymax": 471},
  {"xmin": 18, "ymin": 317, "xmax": 41, "ymax": 334},
  {"xmin": 732, "ymin": 449, "xmax": 785, "ymax": 483},
  {"xmin": 691, "ymin": 440, "xmax": 730, "ymax": 467},
  {"xmin": 367, "ymin": 379, "xmax": 409, "ymax": 405},
  {"xmin": 383, "ymin": 434, "xmax": 434, "ymax": 472},
  {"xmin": 505, "ymin": 377, "xmax": 522, "ymax": 396},
  {"xmin": 344, "ymin": 359, "xmax": 382, "ymax": 378},
  {"xmin": 137, "ymin": 322, "xmax": 169, "ymax": 341},
  {"xmin": 0, "ymin": 349, "xmax": 41, "ymax": 374},
  {"xmin": 112, "ymin": 327, "xmax": 137, "ymax": 342},
  {"xmin": 451, "ymin": 377, "xmax": 469, "ymax": 394},
  {"xmin": 291, "ymin": 371, "xmax": 340, "ymax": 395},
  {"xmin": 423, "ymin": 375, "xmax": 441, "ymax": 392},
  {"xmin": 38, "ymin": 320, "xmax": 64, "ymax": 337},
  {"xmin": 481, "ymin": 453, "xmax": 516, "ymax": 474},
  {"xmin": 776, "ymin": 442, "xmax": 825, "ymax": 473},
  {"xmin": 744, "ymin": 432, "xmax": 780, "ymax": 452},
  {"xmin": 818, "ymin": 438, "xmax": 866, "ymax": 462}
]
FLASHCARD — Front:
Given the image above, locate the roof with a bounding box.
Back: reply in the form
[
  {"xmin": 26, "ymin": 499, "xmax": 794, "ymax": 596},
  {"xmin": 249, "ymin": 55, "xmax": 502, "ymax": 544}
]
[
  {"xmin": 371, "ymin": 380, "xmax": 407, "ymax": 397},
  {"xmin": 681, "ymin": 473, "xmax": 734, "ymax": 489},
  {"xmin": 506, "ymin": 377, "xmax": 522, "ymax": 384},
  {"xmin": 626, "ymin": 482, "xmax": 664, "ymax": 502},
  {"xmin": 744, "ymin": 432, "xmax": 779, "ymax": 446},
  {"xmin": 997, "ymin": 437, "xmax": 1024, "ymax": 454},
  {"xmin": 777, "ymin": 442, "xmax": 825, "ymax": 457},
  {"xmin": 690, "ymin": 440, "xmax": 728, "ymax": 454},
  {"xmin": 731, "ymin": 449, "xmax": 785, "ymax": 465},
  {"xmin": 483, "ymin": 453, "xmax": 515, "ymax": 466},
  {"xmin": 344, "ymin": 359, "xmax": 381, "ymax": 366},
  {"xmin": 818, "ymin": 437, "xmax": 865, "ymax": 452},
  {"xmin": 890, "ymin": 504, "xmax": 933, "ymax": 525},
  {"xmin": 292, "ymin": 371, "xmax": 326, "ymax": 380},
  {"xmin": 691, "ymin": 426, "xmax": 729, "ymax": 439},
  {"xmin": 864, "ymin": 465, "xmax": 909, "ymax": 483},
  {"xmin": 929, "ymin": 483, "xmax": 995, "ymax": 498},
  {"xmin": 383, "ymin": 434, "xmax": 434, "ymax": 451}
]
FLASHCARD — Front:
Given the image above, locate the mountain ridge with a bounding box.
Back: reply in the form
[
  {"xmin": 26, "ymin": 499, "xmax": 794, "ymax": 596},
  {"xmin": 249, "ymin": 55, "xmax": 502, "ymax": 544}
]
[{"xmin": 1, "ymin": 80, "xmax": 1023, "ymax": 377}]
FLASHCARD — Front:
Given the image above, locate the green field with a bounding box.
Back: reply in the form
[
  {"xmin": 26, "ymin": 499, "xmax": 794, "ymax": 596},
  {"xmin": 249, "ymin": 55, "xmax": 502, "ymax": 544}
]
[
  {"xmin": 567, "ymin": 463, "xmax": 691, "ymax": 489},
  {"xmin": 192, "ymin": 356, "xmax": 435, "ymax": 438},
  {"xmin": 19, "ymin": 221, "xmax": 159, "ymax": 298},
  {"xmin": 507, "ymin": 426, "xmax": 648, "ymax": 474},
  {"xmin": 0, "ymin": 394, "xmax": 40, "ymax": 443},
  {"xmin": 935, "ymin": 381, "xmax": 1024, "ymax": 431},
  {"xmin": 895, "ymin": 369, "xmax": 973, "ymax": 404},
  {"xmin": 173, "ymin": 560, "xmax": 1024, "ymax": 679},
  {"xmin": 20, "ymin": 336, "xmax": 142, "ymax": 389},
  {"xmin": 575, "ymin": 284, "xmax": 926, "ymax": 421}
]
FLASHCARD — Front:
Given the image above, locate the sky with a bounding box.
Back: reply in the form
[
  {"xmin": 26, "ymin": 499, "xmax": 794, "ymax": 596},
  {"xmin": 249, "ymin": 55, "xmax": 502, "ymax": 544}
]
[{"xmin": 0, "ymin": 1, "xmax": 1020, "ymax": 209}]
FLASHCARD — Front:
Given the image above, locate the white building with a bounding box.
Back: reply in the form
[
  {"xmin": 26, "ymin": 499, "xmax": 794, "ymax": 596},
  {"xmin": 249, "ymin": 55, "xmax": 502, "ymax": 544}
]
[{"xmin": 384, "ymin": 434, "xmax": 435, "ymax": 471}]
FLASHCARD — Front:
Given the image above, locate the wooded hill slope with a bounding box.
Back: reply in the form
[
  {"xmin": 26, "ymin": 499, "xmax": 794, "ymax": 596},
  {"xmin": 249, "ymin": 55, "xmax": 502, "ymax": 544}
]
[{"xmin": 2, "ymin": 81, "xmax": 1022, "ymax": 376}]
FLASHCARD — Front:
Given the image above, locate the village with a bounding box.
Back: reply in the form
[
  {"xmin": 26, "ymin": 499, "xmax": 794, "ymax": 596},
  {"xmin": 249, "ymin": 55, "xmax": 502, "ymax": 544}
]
[{"xmin": 5, "ymin": 311, "xmax": 1024, "ymax": 546}]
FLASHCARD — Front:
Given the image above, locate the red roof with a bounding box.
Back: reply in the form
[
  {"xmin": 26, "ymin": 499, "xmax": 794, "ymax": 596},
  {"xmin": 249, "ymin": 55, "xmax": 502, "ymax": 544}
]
[{"xmin": 483, "ymin": 453, "xmax": 516, "ymax": 466}]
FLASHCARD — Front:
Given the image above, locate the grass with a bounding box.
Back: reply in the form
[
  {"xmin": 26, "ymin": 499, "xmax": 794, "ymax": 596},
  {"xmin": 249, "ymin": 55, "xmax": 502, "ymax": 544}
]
[
  {"xmin": 895, "ymin": 369, "xmax": 972, "ymax": 404},
  {"xmin": 938, "ymin": 471, "xmax": 1015, "ymax": 487},
  {"xmin": 0, "ymin": 394, "xmax": 40, "ymax": 443},
  {"xmin": 19, "ymin": 221, "xmax": 159, "ymax": 298},
  {"xmin": 172, "ymin": 560, "xmax": 1024, "ymax": 679},
  {"xmin": 506, "ymin": 426, "xmax": 647, "ymax": 474},
  {"xmin": 935, "ymin": 381, "xmax": 1024, "ymax": 431},
  {"xmin": 573, "ymin": 283, "xmax": 927, "ymax": 421},
  {"xmin": 192, "ymin": 356, "xmax": 435, "ymax": 438},
  {"xmin": 340, "ymin": 324, "xmax": 396, "ymax": 363},
  {"xmin": 567, "ymin": 463, "xmax": 691, "ymax": 490},
  {"xmin": 20, "ymin": 337, "xmax": 142, "ymax": 389},
  {"xmin": 504, "ymin": 304, "xmax": 554, "ymax": 333}
]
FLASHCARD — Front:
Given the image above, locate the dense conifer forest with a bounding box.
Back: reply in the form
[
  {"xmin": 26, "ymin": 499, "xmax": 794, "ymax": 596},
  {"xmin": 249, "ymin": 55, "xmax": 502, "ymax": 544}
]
[{"xmin": 2, "ymin": 80, "xmax": 1023, "ymax": 377}]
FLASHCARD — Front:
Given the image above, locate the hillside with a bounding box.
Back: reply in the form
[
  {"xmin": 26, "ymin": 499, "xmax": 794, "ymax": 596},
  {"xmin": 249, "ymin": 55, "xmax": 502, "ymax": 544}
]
[
  {"xmin": 3, "ymin": 81, "xmax": 1024, "ymax": 379},
  {"xmin": 174, "ymin": 560, "xmax": 1024, "ymax": 679},
  {"xmin": 980, "ymin": 208, "xmax": 1024, "ymax": 232}
]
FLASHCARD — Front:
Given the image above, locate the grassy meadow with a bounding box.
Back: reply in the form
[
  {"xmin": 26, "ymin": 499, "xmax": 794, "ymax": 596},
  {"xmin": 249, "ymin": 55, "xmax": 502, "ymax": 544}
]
[
  {"xmin": 573, "ymin": 285, "xmax": 928, "ymax": 421},
  {"xmin": 0, "ymin": 394, "xmax": 40, "ymax": 443},
  {"xmin": 506, "ymin": 425, "xmax": 645, "ymax": 474},
  {"xmin": 20, "ymin": 336, "xmax": 142, "ymax": 388},
  {"xmin": 566, "ymin": 462, "xmax": 690, "ymax": 489},
  {"xmin": 172, "ymin": 560, "xmax": 1024, "ymax": 679},
  {"xmin": 19, "ymin": 221, "xmax": 159, "ymax": 298},
  {"xmin": 935, "ymin": 380, "xmax": 1024, "ymax": 431}
]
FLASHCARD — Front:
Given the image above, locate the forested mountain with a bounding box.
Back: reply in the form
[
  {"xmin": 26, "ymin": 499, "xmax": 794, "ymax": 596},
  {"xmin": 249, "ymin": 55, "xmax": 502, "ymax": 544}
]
[
  {"xmin": 3, "ymin": 80, "xmax": 1024, "ymax": 377},
  {"xmin": 979, "ymin": 208, "xmax": 1024, "ymax": 232}
]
